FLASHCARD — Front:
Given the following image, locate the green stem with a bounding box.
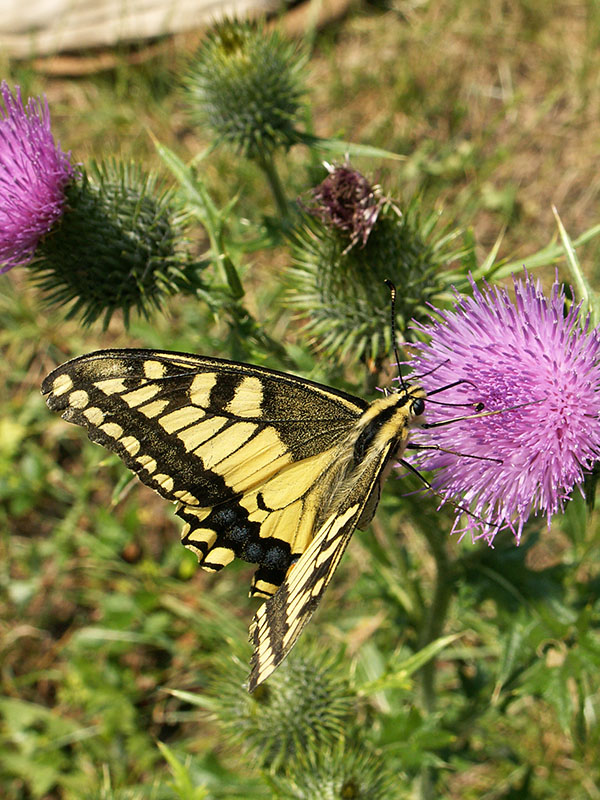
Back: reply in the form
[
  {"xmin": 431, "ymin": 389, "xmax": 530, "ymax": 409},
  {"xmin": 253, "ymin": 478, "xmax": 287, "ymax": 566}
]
[
  {"xmin": 417, "ymin": 524, "xmax": 455, "ymax": 800},
  {"xmin": 256, "ymin": 151, "xmax": 289, "ymax": 219}
]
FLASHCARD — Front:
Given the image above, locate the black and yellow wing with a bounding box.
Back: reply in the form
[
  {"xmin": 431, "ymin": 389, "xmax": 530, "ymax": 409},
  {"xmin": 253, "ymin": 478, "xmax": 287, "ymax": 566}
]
[{"xmin": 42, "ymin": 348, "xmax": 425, "ymax": 689}]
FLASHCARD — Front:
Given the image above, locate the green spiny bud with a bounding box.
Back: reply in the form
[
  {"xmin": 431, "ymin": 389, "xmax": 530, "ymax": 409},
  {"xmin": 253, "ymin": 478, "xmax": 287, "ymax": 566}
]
[
  {"xmin": 289, "ymin": 164, "xmax": 469, "ymax": 369},
  {"xmin": 270, "ymin": 740, "xmax": 398, "ymax": 800},
  {"xmin": 184, "ymin": 18, "xmax": 308, "ymax": 160},
  {"xmin": 28, "ymin": 160, "xmax": 205, "ymax": 327},
  {"xmin": 208, "ymin": 649, "xmax": 356, "ymax": 773}
]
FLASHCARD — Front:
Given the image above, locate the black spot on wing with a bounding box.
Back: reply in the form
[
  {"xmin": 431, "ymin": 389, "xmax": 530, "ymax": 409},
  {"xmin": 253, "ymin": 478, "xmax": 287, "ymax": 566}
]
[
  {"xmin": 211, "ymin": 506, "xmax": 238, "ymax": 528},
  {"xmin": 257, "ymin": 492, "xmax": 271, "ymax": 511},
  {"xmin": 209, "ymin": 372, "xmax": 243, "ymax": 410},
  {"xmin": 178, "ymin": 498, "xmax": 294, "ymax": 585}
]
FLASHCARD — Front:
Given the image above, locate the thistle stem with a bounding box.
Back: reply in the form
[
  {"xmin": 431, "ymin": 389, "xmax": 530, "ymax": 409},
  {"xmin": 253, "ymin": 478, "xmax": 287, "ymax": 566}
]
[
  {"xmin": 417, "ymin": 524, "xmax": 455, "ymax": 800},
  {"xmin": 256, "ymin": 152, "xmax": 289, "ymax": 219}
]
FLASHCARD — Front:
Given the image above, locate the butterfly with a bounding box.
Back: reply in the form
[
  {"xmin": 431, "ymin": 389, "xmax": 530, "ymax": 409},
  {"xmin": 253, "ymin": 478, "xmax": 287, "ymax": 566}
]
[{"xmin": 42, "ymin": 348, "xmax": 426, "ymax": 690}]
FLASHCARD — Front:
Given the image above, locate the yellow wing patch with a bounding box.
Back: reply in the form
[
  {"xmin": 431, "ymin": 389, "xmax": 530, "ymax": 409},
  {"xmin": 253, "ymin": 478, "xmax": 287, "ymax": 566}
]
[{"xmin": 226, "ymin": 375, "xmax": 264, "ymax": 417}]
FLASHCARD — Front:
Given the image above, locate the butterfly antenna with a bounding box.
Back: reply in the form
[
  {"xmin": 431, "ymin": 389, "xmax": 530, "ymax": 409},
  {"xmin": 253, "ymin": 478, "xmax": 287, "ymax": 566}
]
[
  {"xmin": 421, "ymin": 398, "xmax": 543, "ymax": 429},
  {"xmin": 384, "ymin": 279, "xmax": 407, "ymax": 392}
]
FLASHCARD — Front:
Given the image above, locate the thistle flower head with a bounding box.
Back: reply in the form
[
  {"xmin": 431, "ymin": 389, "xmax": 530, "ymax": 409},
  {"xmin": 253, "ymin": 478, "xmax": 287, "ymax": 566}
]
[
  {"xmin": 28, "ymin": 160, "xmax": 205, "ymax": 327},
  {"xmin": 0, "ymin": 82, "xmax": 74, "ymax": 272},
  {"xmin": 271, "ymin": 740, "xmax": 395, "ymax": 800},
  {"xmin": 184, "ymin": 18, "xmax": 307, "ymax": 160},
  {"xmin": 304, "ymin": 162, "xmax": 384, "ymax": 251},
  {"xmin": 408, "ymin": 273, "xmax": 600, "ymax": 543}
]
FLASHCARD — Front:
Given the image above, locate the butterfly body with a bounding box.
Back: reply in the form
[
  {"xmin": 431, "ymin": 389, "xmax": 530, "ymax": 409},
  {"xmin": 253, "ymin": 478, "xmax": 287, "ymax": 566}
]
[{"xmin": 42, "ymin": 349, "xmax": 425, "ymax": 689}]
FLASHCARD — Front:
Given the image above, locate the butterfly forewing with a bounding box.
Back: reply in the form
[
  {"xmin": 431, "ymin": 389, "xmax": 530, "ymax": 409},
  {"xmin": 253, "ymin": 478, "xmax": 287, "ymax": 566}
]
[
  {"xmin": 42, "ymin": 349, "xmax": 366, "ymax": 502},
  {"xmin": 42, "ymin": 348, "xmax": 424, "ymax": 689}
]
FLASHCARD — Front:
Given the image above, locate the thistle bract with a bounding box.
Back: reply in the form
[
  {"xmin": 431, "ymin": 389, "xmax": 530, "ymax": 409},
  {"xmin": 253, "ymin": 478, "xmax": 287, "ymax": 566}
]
[
  {"xmin": 0, "ymin": 82, "xmax": 74, "ymax": 272},
  {"xmin": 409, "ymin": 274, "xmax": 600, "ymax": 542},
  {"xmin": 184, "ymin": 18, "xmax": 307, "ymax": 160},
  {"xmin": 28, "ymin": 161, "xmax": 204, "ymax": 327}
]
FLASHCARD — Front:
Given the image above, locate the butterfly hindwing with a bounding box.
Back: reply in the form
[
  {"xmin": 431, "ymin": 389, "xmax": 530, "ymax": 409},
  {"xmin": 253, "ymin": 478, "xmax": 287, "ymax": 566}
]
[
  {"xmin": 176, "ymin": 441, "xmax": 345, "ymax": 597},
  {"xmin": 247, "ymin": 432, "xmax": 399, "ymax": 690}
]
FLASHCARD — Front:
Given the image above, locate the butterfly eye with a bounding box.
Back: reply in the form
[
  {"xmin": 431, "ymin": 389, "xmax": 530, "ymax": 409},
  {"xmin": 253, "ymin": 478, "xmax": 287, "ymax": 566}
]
[{"xmin": 411, "ymin": 397, "xmax": 425, "ymax": 416}]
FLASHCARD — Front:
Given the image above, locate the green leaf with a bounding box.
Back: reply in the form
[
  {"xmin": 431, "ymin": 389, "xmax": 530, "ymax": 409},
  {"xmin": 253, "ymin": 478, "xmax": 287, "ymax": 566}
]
[
  {"xmin": 480, "ymin": 219, "xmax": 600, "ymax": 291},
  {"xmin": 492, "ymin": 622, "xmax": 534, "ymax": 702},
  {"xmin": 153, "ymin": 138, "xmax": 245, "ymax": 299},
  {"xmin": 359, "ymin": 633, "xmax": 463, "ymax": 693},
  {"xmin": 163, "ymin": 688, "xmax": 220, "ymax": 712},
  {"xmin": 552, "ymin": 206, "xmax": 595, "ymax": 316},
  {"xmin": 305, "ymin": 134, "xmax": 405, "ymax": 162},
  {"xmin": 157, "ymin": 742, "xmax": 210, "ymax": 800}
]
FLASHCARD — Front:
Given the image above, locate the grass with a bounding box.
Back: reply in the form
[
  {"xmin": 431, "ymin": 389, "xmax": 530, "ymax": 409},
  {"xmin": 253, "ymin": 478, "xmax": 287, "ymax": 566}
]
[{"xmin": 2, "ymin": 1, "xmax": 600, "ymax": 797}]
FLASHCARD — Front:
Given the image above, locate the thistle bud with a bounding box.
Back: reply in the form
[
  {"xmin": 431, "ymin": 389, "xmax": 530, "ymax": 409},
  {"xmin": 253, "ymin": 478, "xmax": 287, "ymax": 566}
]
[
  {"xmin": 208, "ymin": 650, "xmax": 355, "ymax": 770},
  {"xmin": 184, "ymin": 18, "xmax": 308, "ymax": 160},
  {"xmin": 289, "ymin": 164, "xmax": 464, "ymax": 367},
  {"xmin": 28, "ymin": 161, "xmax": 204, "ymax": 327}
]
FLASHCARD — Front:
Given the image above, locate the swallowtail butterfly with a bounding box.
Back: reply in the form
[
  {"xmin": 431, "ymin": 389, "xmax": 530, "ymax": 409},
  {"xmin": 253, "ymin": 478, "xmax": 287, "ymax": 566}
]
[{"xmin": 43, "ymin": 349, "xmax": 426, "ymax": 690}]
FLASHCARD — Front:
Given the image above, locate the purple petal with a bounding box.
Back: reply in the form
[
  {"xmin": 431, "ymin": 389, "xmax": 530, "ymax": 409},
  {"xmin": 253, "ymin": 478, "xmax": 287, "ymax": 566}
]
[{"xmin": 0, "ymin": 82, "xmax": 74, "ymax": 271}]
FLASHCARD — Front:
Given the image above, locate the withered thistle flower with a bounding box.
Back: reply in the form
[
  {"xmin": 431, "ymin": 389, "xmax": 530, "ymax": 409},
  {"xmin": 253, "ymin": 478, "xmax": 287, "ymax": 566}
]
[
  {"xmin": 289, "ymin": 166, "xmax": 467, "ymax": 367},
  {"xmin": 304, "ymin": 162, "xmax": 384, "ymax": 252}
]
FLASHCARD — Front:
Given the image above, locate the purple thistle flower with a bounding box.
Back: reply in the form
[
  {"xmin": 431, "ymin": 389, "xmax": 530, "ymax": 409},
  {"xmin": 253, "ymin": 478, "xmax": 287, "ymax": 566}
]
[
  {"xmin": 0, "ymin": 82, "xmax": 74, "ymax": 273},
  {"xmin": 408, "ymin": 273, "xmax": 600, "ymax": 543}
]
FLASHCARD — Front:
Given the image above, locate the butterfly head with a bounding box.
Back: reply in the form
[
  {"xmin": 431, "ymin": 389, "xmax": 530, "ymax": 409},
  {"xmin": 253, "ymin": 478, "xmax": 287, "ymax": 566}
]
[{"xmin": 388, "ymin": 381, "xmax": 426, "ymax": 423}]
